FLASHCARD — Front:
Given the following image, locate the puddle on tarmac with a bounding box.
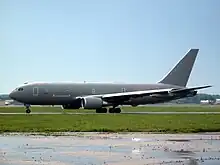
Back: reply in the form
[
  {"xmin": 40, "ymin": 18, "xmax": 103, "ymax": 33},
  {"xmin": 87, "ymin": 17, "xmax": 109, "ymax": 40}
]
[{"xmin": 0, "ymin": 133, "xmax": 220, "ymax": 165}]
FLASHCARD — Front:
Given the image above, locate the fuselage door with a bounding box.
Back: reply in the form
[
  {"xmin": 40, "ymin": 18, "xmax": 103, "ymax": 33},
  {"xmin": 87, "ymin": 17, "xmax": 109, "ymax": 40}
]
[{"xmin": 33, "ymin": 87, "xmax": 39, "ymax": 96}]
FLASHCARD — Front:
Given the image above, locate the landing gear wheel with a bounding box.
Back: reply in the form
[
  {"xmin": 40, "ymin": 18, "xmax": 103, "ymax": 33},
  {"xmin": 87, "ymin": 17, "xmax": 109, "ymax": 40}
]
[
  {"xmin": 109, "ymin": 108, "xmax": 121, "ymax": 113},
  {"xmin": 109, "ymin": 108, "xmax": 114, "ymax": 113},
  {"xmin": 24, "ymin": 104, "xmax": 31, "ymax": 114},
  {"xmin": 96, "ymin": 108, "xmax": 107, "ymax": 113},
  {"xmin": 115, "ymin": 108, "xmax": 121, "ymax": 113},
  {"xmin": 26, "ymin": 109, "xmax": 31, "ymax": 114}
]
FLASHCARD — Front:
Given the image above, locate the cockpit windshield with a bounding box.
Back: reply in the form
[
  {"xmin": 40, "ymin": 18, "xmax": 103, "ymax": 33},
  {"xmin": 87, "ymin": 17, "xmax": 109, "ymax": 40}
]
[
  {"xmin": 13, "ymin": 87, "xmax": 24, "ymax": 92},
  {"xmin": 18, "ymin": 88, "xmax": 24, "ymax": 91}
]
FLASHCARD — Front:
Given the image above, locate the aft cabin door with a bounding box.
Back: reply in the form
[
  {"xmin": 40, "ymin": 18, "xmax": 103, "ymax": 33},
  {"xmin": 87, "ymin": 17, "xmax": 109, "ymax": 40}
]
[{"xmin": 33, "ymin": 87, "xmax": 39, "ymax": 96}]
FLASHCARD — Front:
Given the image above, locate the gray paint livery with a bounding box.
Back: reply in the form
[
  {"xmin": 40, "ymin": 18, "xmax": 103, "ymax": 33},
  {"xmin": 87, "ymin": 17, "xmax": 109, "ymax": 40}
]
[{"xmin": 9, "ymin": 49, "xmax": 212, "ymax": 113}]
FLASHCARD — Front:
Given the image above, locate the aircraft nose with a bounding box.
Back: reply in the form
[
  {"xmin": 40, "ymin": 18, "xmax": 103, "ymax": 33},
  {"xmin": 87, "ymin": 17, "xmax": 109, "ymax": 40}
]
[{"xmin": 9, "ymin": 91, "xmax": 16, "ymax": 100}]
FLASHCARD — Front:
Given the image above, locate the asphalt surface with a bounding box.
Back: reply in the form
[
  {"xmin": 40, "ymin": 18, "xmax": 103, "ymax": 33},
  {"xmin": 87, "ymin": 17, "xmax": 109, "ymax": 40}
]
[{"xmin": 1, "ymin": 111, "xmax": 220, "ymax": 115}]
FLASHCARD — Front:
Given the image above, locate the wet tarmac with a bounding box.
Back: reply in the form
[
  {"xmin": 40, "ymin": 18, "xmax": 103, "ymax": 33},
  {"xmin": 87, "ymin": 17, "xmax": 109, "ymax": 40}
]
[{"xmin": 1, "ymin": 132, "xmax": 220, "ymax": 165}]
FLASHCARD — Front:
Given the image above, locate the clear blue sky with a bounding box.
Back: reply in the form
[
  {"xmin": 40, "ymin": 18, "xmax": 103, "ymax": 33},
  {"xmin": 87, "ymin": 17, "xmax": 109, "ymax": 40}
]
[{"xmin": 0, "ymin": 0, "xmax": 219, "ymax": 94}]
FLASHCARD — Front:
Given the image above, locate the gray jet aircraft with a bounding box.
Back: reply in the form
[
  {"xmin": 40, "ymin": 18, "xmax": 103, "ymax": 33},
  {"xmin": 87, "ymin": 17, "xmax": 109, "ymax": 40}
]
[{"xmin": 9, "ymin": 49, "xmax": 211, "ymax": 114}]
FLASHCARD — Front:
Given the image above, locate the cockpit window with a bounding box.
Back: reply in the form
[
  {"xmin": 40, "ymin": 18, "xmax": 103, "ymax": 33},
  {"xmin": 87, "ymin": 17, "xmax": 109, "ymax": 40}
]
[{"xmin": 18, "ymin": 88, "xmax": 24, "ymax": 91}]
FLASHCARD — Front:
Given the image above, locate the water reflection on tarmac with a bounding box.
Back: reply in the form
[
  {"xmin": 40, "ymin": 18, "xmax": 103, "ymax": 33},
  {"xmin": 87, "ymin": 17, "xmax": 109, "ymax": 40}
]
[{"xmin": 1, "ymin": 133, "xmax": 220, "ymax": 165}]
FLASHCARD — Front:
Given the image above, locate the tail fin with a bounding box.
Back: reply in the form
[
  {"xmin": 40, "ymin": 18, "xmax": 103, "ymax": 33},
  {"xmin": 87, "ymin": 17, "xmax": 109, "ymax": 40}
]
[{"xmin": 159, "ymin": 49, "xmax": 199, "ymax": 87}]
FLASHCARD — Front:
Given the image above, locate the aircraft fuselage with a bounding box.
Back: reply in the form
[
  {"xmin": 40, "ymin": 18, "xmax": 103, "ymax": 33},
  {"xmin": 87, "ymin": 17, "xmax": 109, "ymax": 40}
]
[
  {"xmin": 9, "ymin": 48, "xmax": 211, "ymax": 114},
  {"xmin": 9, "ymin": 82, "xmax": 191, "ymax": 106}
]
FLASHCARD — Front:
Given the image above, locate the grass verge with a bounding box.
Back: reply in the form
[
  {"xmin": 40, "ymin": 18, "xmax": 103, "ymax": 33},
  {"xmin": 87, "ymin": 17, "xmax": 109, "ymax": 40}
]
[
  {"xmin": 0, "ymin": 114, "xmax": 220, "ymax": 133},
  {"xmin": 1, "ymin": 105, "xmax": 220, "ymax": 113}
]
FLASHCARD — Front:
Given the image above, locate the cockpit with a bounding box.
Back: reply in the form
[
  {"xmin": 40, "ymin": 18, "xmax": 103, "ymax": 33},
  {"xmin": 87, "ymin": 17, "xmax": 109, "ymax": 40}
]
[
  {"xmin": 18, "ymin": 87, "xmax": 24, "ymax": 91},
  {"xmin": 9, "ymin": 86, "xmax": 27, "ymax": 102},
  {"xmin": 13, "ymin": 87, "xmax": 24, "ymax": 92}
]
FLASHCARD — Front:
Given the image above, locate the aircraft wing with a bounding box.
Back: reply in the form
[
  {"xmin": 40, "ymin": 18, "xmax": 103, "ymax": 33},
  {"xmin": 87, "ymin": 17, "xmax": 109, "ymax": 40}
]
[
  {"xmin": 102, "ymin": 88, "xmax": 171, "ymax": 98},
  {"xmin": 77, "ymin": 88, "xmax": 172, "ymax": 101},
  {"xmin": 99, "ymin": 88, "xmax": 173, "ymax": 103},
  {"xmin": 102, "ymin": 85, "xmax": 211, "ymax": 99},
  {"xmin": 76, "ymin": 85, "xmax": 212, "ymax": 103},
  {"xmin": 100, "ymin": 85, "xmax": 212, "ymax": 103}
]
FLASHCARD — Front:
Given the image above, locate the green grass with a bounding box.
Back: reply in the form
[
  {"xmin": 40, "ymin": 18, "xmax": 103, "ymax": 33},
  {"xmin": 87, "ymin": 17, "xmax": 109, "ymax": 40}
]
[
  {"xmin": 0, "ymin": 107, "xmax": 69, "ymax": 113},
  {"xmin": 122, "ymin": 105, "xmax": 220, "ymax": 112},
  {"xmin": 0, "ymin": 105, "xmax": 220, "ymax": 113},
  {"xmin": 0, "ymin": 114, "xmax": 220, "ymax": 133}
]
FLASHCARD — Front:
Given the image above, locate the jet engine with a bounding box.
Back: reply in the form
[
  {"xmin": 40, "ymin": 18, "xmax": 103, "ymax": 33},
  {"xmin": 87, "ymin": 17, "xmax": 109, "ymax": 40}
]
[
  {"xmin": 61, "ymin": 104, "xmax": 81, "ymax": 109},
  {"xmin": 81, "ymin": 97, "xmax": 104, "ymax": 109},
  {"xmin": 61, "ymin": 99, "xmax": 82, "ymax": 109}
]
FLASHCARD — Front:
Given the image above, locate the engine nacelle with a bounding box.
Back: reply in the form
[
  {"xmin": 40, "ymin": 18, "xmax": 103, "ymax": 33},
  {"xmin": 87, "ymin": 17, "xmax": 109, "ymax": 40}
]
[
  {"xmin": 61, "ymin": 104, "xmax": 81, "ymax": 109},
  {"xmin": 61, "ymin": 99, "xmax": 82, "ymax": 109},
  {"xmin": 81, "ymin": 97, "xmax": 103, "ymax": 109}
]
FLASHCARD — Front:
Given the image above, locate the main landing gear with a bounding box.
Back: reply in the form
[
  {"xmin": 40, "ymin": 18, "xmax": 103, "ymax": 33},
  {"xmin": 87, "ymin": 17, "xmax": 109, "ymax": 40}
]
[
  {"xmin": 95, "ymin": 107, "xmax": 121, "ymax": 113},
  {"xmin": 25, "ymin": 104, "xmax": 31, "ymax": 114}
]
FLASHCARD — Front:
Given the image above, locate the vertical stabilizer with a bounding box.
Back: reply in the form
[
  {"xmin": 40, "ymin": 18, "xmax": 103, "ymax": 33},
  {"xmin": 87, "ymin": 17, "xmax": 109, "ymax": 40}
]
[{"xmin": 159, "ymin": 49, "xmax": 199, "ymax": 87}]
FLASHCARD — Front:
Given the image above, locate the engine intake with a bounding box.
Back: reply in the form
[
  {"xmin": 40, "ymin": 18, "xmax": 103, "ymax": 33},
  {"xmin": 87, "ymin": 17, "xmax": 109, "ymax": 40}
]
[{"xmin": 81, "ymin": 97, "xmax": 103, "ymax": 109}]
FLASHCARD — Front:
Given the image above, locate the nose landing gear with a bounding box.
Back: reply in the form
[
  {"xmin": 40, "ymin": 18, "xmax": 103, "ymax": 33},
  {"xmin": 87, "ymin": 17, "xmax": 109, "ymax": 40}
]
[{"xmin": 25, "ymin": 104, "xmax": 31, "ymax": 114}]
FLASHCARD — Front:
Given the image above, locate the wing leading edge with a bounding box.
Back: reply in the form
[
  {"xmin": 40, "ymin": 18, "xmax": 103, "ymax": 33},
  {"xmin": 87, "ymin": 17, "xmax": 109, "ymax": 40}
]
[{"xmin": 76, "ymin": 88, "xmax": 172, "ymax": 101}]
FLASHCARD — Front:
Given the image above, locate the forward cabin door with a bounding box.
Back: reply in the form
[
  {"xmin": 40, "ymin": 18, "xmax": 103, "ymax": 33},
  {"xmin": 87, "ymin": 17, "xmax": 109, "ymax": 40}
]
[{"xmin": 33, "ymin": 87, "xmax": 39, "ymax": 96}]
